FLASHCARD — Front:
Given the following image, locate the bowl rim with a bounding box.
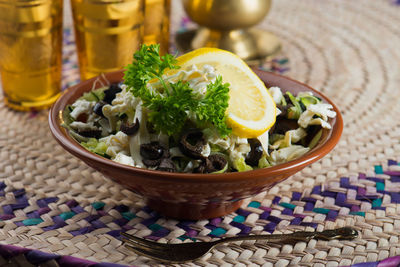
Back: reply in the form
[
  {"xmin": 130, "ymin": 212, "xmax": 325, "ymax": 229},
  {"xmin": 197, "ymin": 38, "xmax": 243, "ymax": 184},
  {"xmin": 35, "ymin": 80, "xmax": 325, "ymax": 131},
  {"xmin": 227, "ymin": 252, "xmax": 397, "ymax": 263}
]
[{"xmin": 49, "ymin": 70, "xmax": 343, "ymax": 183}]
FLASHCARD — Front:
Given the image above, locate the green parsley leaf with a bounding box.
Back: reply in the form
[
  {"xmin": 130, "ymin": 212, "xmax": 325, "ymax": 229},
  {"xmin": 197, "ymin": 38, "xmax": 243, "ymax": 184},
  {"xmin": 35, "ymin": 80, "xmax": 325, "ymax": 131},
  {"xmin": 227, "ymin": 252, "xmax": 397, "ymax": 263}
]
[
  {"xmin": 124, "ymin": 44, "xmax": 179, "ymax": 104},
  {"xmin": 147, "ymin": 81, "xmax": 197, "ymax": 136},
  {"xmin": 123, "ymin": 44, "xmax": 231, "ymax": 136},
  {"xmin": 196, "ymin": 76, "xmax": 231, "ymax": 137}
]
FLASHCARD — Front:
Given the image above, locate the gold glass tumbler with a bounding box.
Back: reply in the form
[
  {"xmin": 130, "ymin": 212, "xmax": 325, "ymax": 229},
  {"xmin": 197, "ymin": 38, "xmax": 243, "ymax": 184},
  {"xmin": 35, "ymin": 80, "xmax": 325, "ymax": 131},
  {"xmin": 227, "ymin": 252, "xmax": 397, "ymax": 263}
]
[
  {"xmin": 0, "ymin": 0, "xmax": 63, "ymax": 111},
  {"xmin": 143, "ymin": 0, "xmax": 170, "ymax": 55},
  {"xmin": 71, "ymin": 0, "xmax": 144, "ymax": 81}
]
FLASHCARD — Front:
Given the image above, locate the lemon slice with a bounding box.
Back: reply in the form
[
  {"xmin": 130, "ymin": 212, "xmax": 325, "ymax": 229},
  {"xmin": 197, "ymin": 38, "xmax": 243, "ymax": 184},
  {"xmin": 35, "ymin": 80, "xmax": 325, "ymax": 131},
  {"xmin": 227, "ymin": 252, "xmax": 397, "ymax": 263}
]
[{"xmin": 176, "ymin": 48, "xmax": 276, "ymax": 138}]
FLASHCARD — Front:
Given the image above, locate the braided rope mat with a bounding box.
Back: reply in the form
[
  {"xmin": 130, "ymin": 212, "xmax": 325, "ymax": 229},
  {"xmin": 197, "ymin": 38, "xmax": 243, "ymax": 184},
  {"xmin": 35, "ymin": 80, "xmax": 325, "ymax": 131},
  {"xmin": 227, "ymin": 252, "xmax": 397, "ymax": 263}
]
[{"xmin": 1, "ymin": 0, "xmax": 400, "ymax": 266}]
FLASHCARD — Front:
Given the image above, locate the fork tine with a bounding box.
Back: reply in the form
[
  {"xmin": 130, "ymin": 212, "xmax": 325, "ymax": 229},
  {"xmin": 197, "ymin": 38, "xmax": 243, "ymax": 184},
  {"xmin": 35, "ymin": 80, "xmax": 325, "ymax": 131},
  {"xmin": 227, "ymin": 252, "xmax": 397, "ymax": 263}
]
[
  {"xmin": 122, "ymin": 236, "xmax": 162, "ymax": 249},
  {"xmin": 121, "ymin": 232, "xmax": 166, "ymax": 249}
]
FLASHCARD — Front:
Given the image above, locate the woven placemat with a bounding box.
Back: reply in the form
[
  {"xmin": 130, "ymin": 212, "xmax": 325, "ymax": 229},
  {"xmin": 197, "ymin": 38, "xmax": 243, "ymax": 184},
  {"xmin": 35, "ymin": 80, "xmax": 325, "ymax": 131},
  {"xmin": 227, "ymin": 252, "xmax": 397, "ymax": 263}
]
[{"xmin": 1, "ymin": 0, "xmax": 400, "ymax": 266}]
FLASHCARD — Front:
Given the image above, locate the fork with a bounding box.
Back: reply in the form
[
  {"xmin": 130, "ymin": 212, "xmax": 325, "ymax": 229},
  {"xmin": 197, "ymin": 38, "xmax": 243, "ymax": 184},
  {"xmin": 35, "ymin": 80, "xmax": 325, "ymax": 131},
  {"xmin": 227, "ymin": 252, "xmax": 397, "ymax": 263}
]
[{"xmin": 121, "ymin": 227, "xmax": 358, "ymax": 263}]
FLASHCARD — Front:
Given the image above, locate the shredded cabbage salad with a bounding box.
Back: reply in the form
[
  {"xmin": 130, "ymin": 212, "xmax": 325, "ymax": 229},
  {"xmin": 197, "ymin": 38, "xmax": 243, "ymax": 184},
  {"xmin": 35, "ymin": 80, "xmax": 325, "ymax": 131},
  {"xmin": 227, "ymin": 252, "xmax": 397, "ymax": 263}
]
[
  {"xmin": 63, "ymin": 83, "xmax": 336, "ymax": 173},
  {"xmin": 62, "ymin": 46, "xmax": 336, "ymax": 173}
]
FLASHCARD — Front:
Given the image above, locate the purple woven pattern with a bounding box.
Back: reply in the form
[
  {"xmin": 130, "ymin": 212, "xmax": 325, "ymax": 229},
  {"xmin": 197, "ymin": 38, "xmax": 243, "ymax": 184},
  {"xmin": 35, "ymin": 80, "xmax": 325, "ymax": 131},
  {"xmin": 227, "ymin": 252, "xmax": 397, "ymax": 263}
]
[
  {"xmin": 1, "ymin": 245, "xmax": 399, "ymax": 267},
  {"xmin": 1, "ymin": 160, "xmax": 399, "ymax": 261},
  {"xmin": 0, "ymin": 244, "xmax": 130, "ymax": 267}
]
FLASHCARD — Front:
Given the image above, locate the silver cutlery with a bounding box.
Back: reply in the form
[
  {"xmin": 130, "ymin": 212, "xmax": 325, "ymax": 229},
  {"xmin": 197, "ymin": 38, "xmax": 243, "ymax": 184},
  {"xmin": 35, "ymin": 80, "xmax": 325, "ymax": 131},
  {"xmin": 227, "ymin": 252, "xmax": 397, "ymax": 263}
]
[{"xmin": 122, "ymin": 227, "xmax": 358, "ymax": 263}]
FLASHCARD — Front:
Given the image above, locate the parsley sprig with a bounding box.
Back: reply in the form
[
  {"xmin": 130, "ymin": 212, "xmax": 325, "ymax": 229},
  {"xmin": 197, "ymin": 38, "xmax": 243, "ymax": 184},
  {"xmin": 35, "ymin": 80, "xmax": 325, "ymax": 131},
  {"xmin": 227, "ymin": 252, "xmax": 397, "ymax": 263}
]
[
  {"xmin": 124, "ymin": 44, "xmax": 231, "ymax": 136},
  {"xmin": 196, "ymin": 76, "xmax": 231, "ymax": 137}
]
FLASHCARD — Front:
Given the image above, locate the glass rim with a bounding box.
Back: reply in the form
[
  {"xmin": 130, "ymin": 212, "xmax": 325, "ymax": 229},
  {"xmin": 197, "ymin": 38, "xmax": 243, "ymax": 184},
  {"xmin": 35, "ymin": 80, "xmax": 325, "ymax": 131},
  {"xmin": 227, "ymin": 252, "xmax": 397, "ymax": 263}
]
[{"xmin": 0, "ymin": 0, "xmax": 60, "ymax": 6}]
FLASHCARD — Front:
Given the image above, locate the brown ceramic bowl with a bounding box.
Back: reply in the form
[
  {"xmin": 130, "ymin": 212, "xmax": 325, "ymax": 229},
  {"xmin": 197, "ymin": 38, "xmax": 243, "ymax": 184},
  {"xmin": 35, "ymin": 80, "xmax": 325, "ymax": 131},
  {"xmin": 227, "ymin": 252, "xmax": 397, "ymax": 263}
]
[{"xmin": 49, "ymin": 69, "xmax": 343, "ymax": 220}]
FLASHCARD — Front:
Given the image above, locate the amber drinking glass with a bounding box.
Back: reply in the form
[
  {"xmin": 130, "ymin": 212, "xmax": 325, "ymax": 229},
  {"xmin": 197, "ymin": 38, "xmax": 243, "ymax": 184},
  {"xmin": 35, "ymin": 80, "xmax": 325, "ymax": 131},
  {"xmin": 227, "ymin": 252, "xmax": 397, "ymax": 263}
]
[
  {"xmin": 143, "ymin": 0, "xmax": 170, "ymax": 55},
  {"xmin": 71, "ymin": 0, "xmax": 144, "ymax": 81},
  {"xmin": 0, "ymin": 0, "xmax": 63, "ymax": 111}
]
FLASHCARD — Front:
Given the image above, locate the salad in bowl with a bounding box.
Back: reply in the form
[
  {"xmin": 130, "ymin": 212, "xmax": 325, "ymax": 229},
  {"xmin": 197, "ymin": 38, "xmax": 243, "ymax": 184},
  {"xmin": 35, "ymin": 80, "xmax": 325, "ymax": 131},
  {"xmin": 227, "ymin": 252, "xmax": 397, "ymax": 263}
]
[
  {"xmin": 50, "ymin": 44, "xmax": 342, "ymax": 219},
  {"xmin": 62, "ymin": 45, "xmax": 336, "ymax": 174}
]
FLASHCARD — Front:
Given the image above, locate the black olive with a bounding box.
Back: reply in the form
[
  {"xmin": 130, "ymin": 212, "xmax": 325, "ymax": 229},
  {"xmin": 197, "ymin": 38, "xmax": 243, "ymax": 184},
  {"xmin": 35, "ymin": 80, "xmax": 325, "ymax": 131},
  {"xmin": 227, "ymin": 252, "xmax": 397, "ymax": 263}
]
[
  {"xmin": 193, "ymin": 158, "xmax": 211, "ymax": 174},
  {"xmin": 245, "ymin": 138, "xmax": 263, "ymax": 167},
  {"xmin": 284, "ymin": 94, "xmax": 291, "ymax": 105},
  {"xmin": 270, "ymin": 117, "xmax": 298, "ymax": 135},
  {"xmin": 140, "ymin": 142, "xmax": 164, "ymax": 160},
  {"xmin": 193, "ymin": 162, "xmax": 207, "ymax": 173},
  {"xmin": 142, "ymin": 143, "xmax": 171, "ymax": 168},
  {"xmin": 268, "ymin": 124, "xmax": 276, "ymax": 136},
  {"xmin": 179, "ymin": 129, "xmax": 205, "ymax": 159},
  {"xmin": 161, "ymin": 147, "xmax": 170, "ymax": 158},
  {"xmin": 120, "ymin": 118, "xmax": 140, "ymax": 136},
  {"xmin": 143, "ymin": 158, "xmax": 161, "ymax": 167},
  {"xmin": 208, "ymin": 154, "xmax": 227, "ymax": 173},
  {"xmin": 193, "ymin": 154, "xmax": 227, "ymax": 173},
  {"xmin": 93, "ymin": 101, "xmax": 107, "ymax": 117},
  {"xmin": 304, "ymin": 125, "xmax": 321, "ymax": 146},
  {"xmin": 103, "ymin": 83, "xmax": 122, "ymax": 104},
  {"xmin": 78, "ymin": 129, "xmax": 102, "ymax": 139},
  {"xmin": 156, "ymin": 158, "xmax": 177, "ymax": 172}
]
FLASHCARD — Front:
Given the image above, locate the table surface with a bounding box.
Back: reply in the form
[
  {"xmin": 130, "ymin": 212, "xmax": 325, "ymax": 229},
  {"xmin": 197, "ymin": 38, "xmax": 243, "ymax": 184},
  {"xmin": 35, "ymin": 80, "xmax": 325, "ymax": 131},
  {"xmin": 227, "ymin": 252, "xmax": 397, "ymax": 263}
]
[{"xmin": 1, "ymin": 0, "xmax": 400, "ymax": 266}]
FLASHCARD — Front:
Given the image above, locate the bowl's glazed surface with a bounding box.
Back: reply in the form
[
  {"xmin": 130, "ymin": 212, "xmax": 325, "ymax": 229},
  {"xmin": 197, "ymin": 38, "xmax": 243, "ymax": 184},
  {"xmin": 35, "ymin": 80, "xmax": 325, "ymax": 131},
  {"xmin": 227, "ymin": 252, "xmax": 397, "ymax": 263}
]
[{"xmin": 49, "ymin": 69, "xmax": 343, "ymax": 220}]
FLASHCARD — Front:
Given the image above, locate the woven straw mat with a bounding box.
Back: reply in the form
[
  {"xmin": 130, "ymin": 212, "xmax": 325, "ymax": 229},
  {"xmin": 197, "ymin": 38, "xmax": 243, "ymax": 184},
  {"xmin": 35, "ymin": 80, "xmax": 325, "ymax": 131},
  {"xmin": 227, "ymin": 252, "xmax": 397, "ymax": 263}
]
[{"xmin": 1, "ymin": 0, "xmax": 400, "ymax": 266}]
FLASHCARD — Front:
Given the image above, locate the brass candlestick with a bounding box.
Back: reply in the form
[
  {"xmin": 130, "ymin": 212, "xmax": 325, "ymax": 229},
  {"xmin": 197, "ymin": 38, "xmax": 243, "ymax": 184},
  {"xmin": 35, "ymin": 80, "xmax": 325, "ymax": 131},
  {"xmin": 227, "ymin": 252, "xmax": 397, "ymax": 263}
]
[{"xmin": 176, "ymin": 0, "xmax": 281, "ymax": 64}]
